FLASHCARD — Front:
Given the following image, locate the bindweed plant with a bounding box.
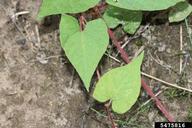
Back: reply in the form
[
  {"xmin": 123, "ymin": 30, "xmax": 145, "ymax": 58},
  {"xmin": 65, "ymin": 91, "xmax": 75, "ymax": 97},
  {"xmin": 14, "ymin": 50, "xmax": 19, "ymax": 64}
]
[{"xmin": 38, "ymin": 0, "xmax": 192, "ymax": 114}]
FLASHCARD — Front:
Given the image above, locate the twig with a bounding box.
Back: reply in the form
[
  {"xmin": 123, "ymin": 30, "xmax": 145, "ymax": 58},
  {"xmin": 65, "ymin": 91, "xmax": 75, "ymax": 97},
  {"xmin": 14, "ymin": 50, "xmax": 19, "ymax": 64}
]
[
  {"xmin": 104, "ymin": 53, "xmax": 121, "ymax": 63},
  {"xmin": 96, "ymin": 69, "xmax": 101, "ymax": 79},
  {"xmin": 121, "ymin": 24, "xmax": 150, "ymax": 49},
  {"xmin": 141, "ymin": 72, "xmax": 192, "ymax": 93},
  {"xmin": 30, "ymin": 55, "xmax": 62, "ymax": 63},
  {"xmin": 90, "ymin": 108, "xmax": 108, "ymax": 118},
  {"xmin": 69, "ymin": 69, "xmax": 75, "ymax": 87},
  {"xmin": 179, "ymin": 25, "xmax": 183, "ymax": 74},
  {"xmin": 185, "ymin": 18, "xmax": 192, "ymax": 47},
  {"xmin": 11, "ymin": 11, "xmax": 30, "ymax": 21},
  {"xmin": 0, "ymin": 5, "xmax": 28, "ymax": 41},
  {"xmin": 134, "ymin": 46, "xmax": 145, "ymax": 58},
  {"xmin": 148, "ymin": 51, "xmax": 172, "ymax": 71},
  {"xmin": 35, "ymin": 25, "xmax": 41, "ymax": 47}
]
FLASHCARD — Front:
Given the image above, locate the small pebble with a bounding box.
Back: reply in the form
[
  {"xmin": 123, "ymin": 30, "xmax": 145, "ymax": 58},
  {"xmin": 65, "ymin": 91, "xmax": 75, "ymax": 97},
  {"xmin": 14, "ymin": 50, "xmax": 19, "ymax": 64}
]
[
  {"xmin": 36, "ymin": 52, "xmax": 48, "ymax": 64},
  {"xmin": 166, "ymin": 48, "xmax": 171, "ymax": 53},
  {"xmin": 16, "ymin": 38, "xmax": 26, "ymax": 45},
  {"xmin": 158, "ymin": 44, "xmax": 166, "ymax": 52}
]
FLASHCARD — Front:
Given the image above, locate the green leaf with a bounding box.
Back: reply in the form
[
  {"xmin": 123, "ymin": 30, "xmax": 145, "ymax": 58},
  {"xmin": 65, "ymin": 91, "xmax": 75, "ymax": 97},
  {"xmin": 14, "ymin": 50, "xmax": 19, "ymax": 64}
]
[
  {"xmin": 169, "ymin": 1, "xmax": 192, "ymax": 22},
  {"xmin": 60, "ymin": 14, "xmax": 80, "ymax": 48},
  {"xmin": 103, "ymin": 6, "xmax": 142, "ymax": 34},
  {"xmin": 38, "ymin": 0, "xmax": 100, "ymax": 18},
  {"xmin": 106, "ymin": 0, "xmax": 185, "ymax": 11},
  {"xmin": 93, "ymin": 52, "xmax": 144, "ymax": 114},
  {"xmin": 63, "ymin": 19, "xmax": 109, "ymax": 91}
]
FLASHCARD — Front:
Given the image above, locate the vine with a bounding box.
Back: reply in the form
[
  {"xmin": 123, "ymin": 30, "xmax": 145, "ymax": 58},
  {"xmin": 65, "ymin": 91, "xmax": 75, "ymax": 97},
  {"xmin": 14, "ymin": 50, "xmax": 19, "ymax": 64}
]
[{"xmin": 37, "ymin": 0, "xmax": 192, "ymax": 124}]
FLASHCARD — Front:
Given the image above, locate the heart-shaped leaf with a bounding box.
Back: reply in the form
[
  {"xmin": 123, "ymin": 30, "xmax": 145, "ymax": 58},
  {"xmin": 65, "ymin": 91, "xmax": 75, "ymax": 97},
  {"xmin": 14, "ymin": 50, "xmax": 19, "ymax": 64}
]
[
  {"xmin": 62, "ymin": 18, "xmax": 109, "ymax": 91},
  {"xmin": 106, "ymin": 0, "xmax": 185, "ymax": 11},
  {"xmin": 60, "ymin": 14, "xmax": 80, "ymax": 48},
  {"xmin": 38, "ymin": 0, "xmax": 100, "ymax": 18},
  {"xmin": 93, "ymin": 52, "xmax": 144, "ymax": 114},
  {"xmin": 169, "ymin": 1, "xmax": 192, "ymax": 22},
  {"xmin": 104, "ymin": 6, "xmax": 142, "ymax": 34}
]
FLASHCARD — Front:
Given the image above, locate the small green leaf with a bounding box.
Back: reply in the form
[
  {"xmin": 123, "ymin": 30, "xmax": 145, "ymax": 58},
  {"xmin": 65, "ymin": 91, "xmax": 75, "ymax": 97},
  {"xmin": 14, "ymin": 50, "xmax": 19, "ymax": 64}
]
[
  {"xmin": 106, "ymin": 0, "xmax": 185, "ymax": 11},
  {"xmin": 103, "ymin": 6, "xmax": 142, "ymax": 34},
  {"xmin": 93, "ymin": 52, "xmax": 144, "ymax": 114},
  {"xmin": 63, "ymin": 19, "xmax": 109, "ymax": 91},
  {"xmin": 169, "ymin": 1, "xmax": 192, "ymax": 22},
  {"xmin": 60, "ymin": 14, "xmax": 80, "ymax": 48},
  {"xmin": 38, "ymin": 0, "xmax": 100, "ymax": 18}
]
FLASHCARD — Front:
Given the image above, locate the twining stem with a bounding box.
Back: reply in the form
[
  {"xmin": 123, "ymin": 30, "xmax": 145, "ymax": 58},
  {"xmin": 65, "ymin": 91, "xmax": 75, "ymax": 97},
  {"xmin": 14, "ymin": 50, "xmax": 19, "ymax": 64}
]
[
  {"xmin": 105, "ymin": 101, "xmax": 117, "ymax": 128},
  {"xmin": 108, "ymin": 29, "xmax": 174, "ymax": 122},
  {"xmin": 97, "ymin": 69, "xmax": 117, "ymax": 128},
  {"xmin": 79, "ymin": 15, "xmax": 87, "ymax": 31},
  {"xmin": 80, "ymin": 1, "xmax": 174, "ymax": 124}
]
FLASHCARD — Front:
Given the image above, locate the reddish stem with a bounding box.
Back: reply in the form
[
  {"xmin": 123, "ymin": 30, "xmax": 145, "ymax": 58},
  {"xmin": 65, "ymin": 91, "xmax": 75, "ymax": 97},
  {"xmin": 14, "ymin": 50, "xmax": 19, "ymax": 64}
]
[
  {"xmin": 108, "ymin": 30, "xmax": 130, "ymax": 63},
  {"xmin": 105, "ymin": 103, "xmax": 117, "ymax": 128},
  {"xmin": 79, "ymin": 15, "xmax": 86, "ymax": 31},
  {"xmin": 141, "ymin": 79, "xmax": 174, "ymax": 121},
  {"xmin": 97, "ymin": 69, "xmax": 117, "ymax": 128},
  {"xmin": 108, "ymin": 29, "xmax": 174, "ymax": 122},
  {"xmin": 36, "ymin": 0, "xmax": 40, "ymax": 7},
  {"xmin": 79, "ymin": 1, "xmax": 174, "ymax": 123},
  {"xmin": 96, "ymin": 2, "xmax": 108, "ymax": 12}
]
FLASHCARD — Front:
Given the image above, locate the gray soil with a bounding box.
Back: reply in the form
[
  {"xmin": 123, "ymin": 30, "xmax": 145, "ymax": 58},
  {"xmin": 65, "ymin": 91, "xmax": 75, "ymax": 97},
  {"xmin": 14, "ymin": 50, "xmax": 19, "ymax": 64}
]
[{"xmin": 0, "ymin": 0, "xmax": 192, "ymax": 128}]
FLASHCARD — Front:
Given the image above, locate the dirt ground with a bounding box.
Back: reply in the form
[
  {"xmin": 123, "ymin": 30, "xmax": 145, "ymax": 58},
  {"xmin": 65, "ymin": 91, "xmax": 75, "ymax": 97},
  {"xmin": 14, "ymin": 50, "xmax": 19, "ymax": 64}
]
[{"xmin": 0, "ymin": 0, "xmax": 192, "ymax": 128}]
